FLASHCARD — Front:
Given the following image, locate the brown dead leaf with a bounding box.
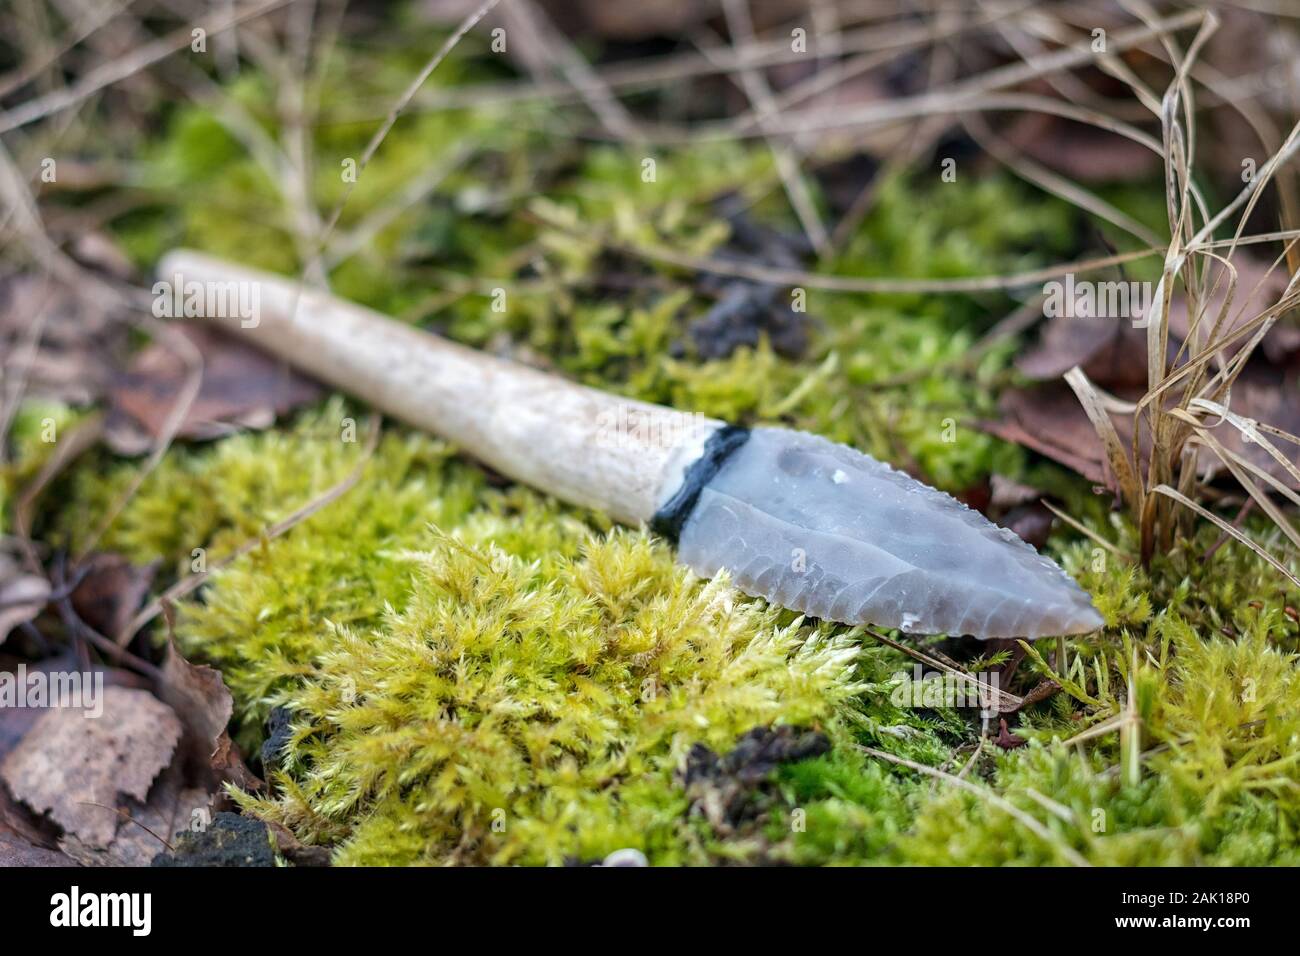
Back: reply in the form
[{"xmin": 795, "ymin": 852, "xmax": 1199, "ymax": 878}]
[
  {"xmin": 1016, "ymin": 315, "xmax": 1168, "ymax": 390},
  {"xmin": 0, "ymin": 553, "xmax": 49, "ymax": 645},
  {"xmin": 1016, "ymin": 257, "xmax": 1295, "ymax": 391},
  {"xmin": 995, "ymin": 718, "xmax": 1028, "ymax": 750},
  {"xmin": 0, "ymin": 273, "xmax": 122, "ymax": 407},
  {"xmin": 1, "ymin": 783, "xmax": 61, "ymax": 853},
  {"xmin": 264, "ymin": 819, "xmax": 332, "ymax": 867},
  {"xmin": 0, "ymin": 648, "xmax": 241, "ymax": 866},
  {"xmin": 0, "ymin": 686, "xmax": 182, "ymax": 847},
  {"xmin": 1018, "ymin": 679, "xmax": 1061, "ymax": 711},
  {"xmin": 106, "ymin": 324, "xmax": 323, "ymax": 455},
  {"xmin": 1005, "ymin": 254, "xmax": 1300, "ymax": 490},
  {"xmin": 982, "ymin": 382, "xmax": 1134, "ymax": 488},
  {"xmin": 74, "ymin": 648, "xmax": 269, "ymax": 864},
  {"xmin": 992, "ymin": 370, "xmax": 1300, "ymax": 491},
  {"xmin": 158, "ymin": 637, "xmax": 261, "ymax": 792},
  {"xmin": 0, "ymin": 656, "xmax": 151, "ymax": 766},
  {"xmin": 59, "ymin": 761, "xmax": 211, "ymax": 867},
  {"xmin": 0, "ymin": 835, "xmax": 72, "ymax": 866},
  {"xmin": 70, "ymin": 553, "xmax": 158, "ymax": 642}
]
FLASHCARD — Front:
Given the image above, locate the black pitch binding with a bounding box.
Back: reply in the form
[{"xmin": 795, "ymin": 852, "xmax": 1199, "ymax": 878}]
[{"xmin": 649, "ymin": 425, "xmax": 751, "ymax": 542}]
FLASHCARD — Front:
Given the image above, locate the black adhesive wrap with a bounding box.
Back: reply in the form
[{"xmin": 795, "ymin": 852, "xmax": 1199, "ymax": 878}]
[{"xmin": 650, "ymin": 425, "xmax": 751, "ymax": 542}]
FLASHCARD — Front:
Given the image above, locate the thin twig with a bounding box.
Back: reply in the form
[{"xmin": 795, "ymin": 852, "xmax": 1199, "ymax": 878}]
[
  {"xmin": 0, "ymin": 0, "xmax": 298, "ymax": 135},
  {"xmin": 864, "ymin": 626, "xmax": 1024, "ymax": 712},
  {"xmin": 859, "ymin": 744, "xmax": 1092, "ymax": 866}
]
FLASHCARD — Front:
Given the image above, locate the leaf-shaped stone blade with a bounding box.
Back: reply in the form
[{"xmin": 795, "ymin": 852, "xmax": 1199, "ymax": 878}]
[{"xmin": 675, "ymin": 427, "xmax": 1103, "ymax": 639}]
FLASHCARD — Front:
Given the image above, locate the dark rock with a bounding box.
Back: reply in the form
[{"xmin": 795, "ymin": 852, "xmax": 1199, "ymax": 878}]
[
  {"xmin": 678, "ymin": 726, "xmax": 830, "ymax": 832},
  {"xmin": 151, "ymin": 811, "xmax": 275, "ymax": 867},
  {"xmin": 260, "ymin": 706, "xmax": 293, "ymax": 771},
  {"xmin": 684, "ymin": 196, "xmax": 815, "ymax": 361},
  {"xmin": 689, "ymin": 280, "xmax": 808, "ymax": 360}
]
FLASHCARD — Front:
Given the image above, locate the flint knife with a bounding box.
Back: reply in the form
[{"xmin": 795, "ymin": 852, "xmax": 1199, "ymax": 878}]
[{"xmin": 157, "ymin": 250, "xmax": 1104, "ymax": 640}]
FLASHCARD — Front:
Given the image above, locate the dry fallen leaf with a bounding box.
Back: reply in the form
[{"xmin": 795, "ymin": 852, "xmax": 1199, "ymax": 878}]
[
  {"xmin": 264, "ymin": 819, "xmax": 332, "ymax": 867},
  {"xmin": 1, "ymin": 784, "xmax": 65, "ymax": 863},
  {"xmin": 70, "ymin": 553, "xmax": 158, "ymax": 642},
  {"xmin": 0, "ymin": 553, "xmax": 49, "ymax": 646},
  {"xmin": 158, "ymin": 638, "xmax": 261, "ymax": 792},
  {"xmin": 66, "ymin": 640, "xmax": 267, "ymax": 864},
  {"xmin": 1017, "ymin": 257, "xmax": 1295, "ymax": 390},
  {"xmin": 0, "ymin": 273, "xmax": 122, "ymax": 407},
  {"xmin": 0, "ymin": 642, "xmax": 252, "ymax": 866},
  {"xmin": 0, "ymin": 686, "xmax": 182, "ymax": 847},
  {"xmin": 982, "ymin": 382, "xmax": 1135, "ymax": 489},
  {"xmin": 1016, "ymin": 315, "xmax": 1160, "ymax": 390},
  {"xmin": 0, "ymin": 835, "xmax": 71, "ymax": 866},
  {"xmin": 106, "ymin": 324, "xmax": 323, "ymax": 455},
  {"xmin": 58, "ymin": 761, "xmax": 211, "ymax": 867},
  {"xmin": 991, "ymin": 373, "xmax": 1300, "ymax": 492},
  {"xmin": 1003, "ymin": 254, "xmax": 1300, "ymax": 491}
]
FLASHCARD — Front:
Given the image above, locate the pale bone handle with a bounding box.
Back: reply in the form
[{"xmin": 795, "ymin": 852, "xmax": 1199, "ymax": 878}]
[{"xmin": 156, "ymin": 250, "xmax": 722, "ymax": 524}]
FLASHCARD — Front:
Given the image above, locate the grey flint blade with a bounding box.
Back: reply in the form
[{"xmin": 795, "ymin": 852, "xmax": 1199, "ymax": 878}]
[{"xmin": 676, "ymin": 427, "xmax": 1104, "ymax": 639}]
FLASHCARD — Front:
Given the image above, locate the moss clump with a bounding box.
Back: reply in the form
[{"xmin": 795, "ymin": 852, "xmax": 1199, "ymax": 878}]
[
  {"xmin": 59, "ymin": 403, "xmax": 484, "ymax": 716},
  {"xmin": 1, "ymin": 399, "xmax": 82, "ymax": 536},
  {"xmin": 768, "ymin": 519, "xmax": 1300, "ymax": 867},
  {"xmin": 245, "ymin": 536, "xmax": 861, "ymax": 866}
]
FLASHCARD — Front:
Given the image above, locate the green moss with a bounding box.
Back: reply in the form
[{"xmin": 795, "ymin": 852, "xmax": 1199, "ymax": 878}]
[
  {"xmin": 244, "ymin": 534, "xmax": 862, "ymax": 865},
  {"xmin": 1, "ymin": 399, "xmax": 82, "ymax": 536}
]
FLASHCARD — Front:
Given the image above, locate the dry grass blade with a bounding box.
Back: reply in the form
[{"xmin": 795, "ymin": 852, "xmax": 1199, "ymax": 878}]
[
  {"xmin": 1060, "ymin": 712, "xmax": 1129, "ymax": 748},
  {"xmin": 1040, "ymin": 501, "xmax": 1134, "ymax": 562},
  {"xmin": 324, "ymin": 139, "xmax": 480, "ymax": 269},
  {"xmin": 1154, "ymin": 484, "xmax": 1300, "ymax": 589},
  {"xmin": 1173, "ymin": 411, "xmax": 1300, "ymax": 551},
  {"xmin": 0, "ymin": 0, "xmax": 135, "ymax": 100},
  {"xmin": 310, "ymin": 0, "xmax": 501, "ymax": 255},
  {"xmin": 1064, "ymin": 366, "xmax": 1141, "ymax": 512},
  {"xmin": 863, "ymin": 627, "xmax": 1024, "ymax": 713},
  {"xmin": 1188, "ymin": 398, "xmax": 1300, "ymax": 493},
  {"xmin": 963, "ymin": 114, "xmax": 1162, "ymax": 247},
  {"xmin": 717, "ymin": 0, "xmax": 828, "ymax": 254},
  {"xmin": 675, "ymin": 9, "xmax": 1209, "ymax": 143},
  {"xmin": 509, "ymin": 0, "xmax": 640, "ymax": 141}
]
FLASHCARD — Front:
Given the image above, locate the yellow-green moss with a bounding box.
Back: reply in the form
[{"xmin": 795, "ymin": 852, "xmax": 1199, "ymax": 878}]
[
  {"xmin": 1, "ymin": 399, "xmax": 82, "ymax": 537},
  {"xmin": 247, "ymin": 534, "xmax": 862, "ymax": 865}
]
